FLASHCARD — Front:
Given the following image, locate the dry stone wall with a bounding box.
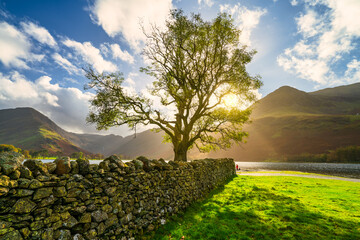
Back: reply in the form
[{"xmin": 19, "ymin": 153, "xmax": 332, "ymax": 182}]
[{"xmin": 0, "ymin": 152, "xmax": 235, "ymax": 239}]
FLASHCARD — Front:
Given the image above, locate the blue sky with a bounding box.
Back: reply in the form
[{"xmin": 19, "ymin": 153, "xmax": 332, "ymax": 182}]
[{"xmin": 0, "ymin": 0, "xmax": 359, "ymax": 136}]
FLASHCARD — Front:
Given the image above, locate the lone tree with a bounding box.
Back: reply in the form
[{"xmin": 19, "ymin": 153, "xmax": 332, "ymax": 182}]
[{"xmin": 85, "ymin": 10, "xmax": 262, "ymax": 162}]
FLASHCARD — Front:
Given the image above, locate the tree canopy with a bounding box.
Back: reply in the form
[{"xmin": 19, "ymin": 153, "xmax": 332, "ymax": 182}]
[{"xmin": 85, "ymin": 10, "xmax": 262, "ymax": 161}]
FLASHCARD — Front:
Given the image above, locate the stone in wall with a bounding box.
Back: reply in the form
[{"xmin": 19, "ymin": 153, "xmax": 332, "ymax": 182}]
[{"xmin": 0, "ymin": 152, "xmax": 235, "ymax": 239}]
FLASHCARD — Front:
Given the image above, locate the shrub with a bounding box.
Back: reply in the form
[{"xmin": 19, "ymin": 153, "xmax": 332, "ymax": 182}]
[{"xmin": 0, "ymin": 144, "xmax": 21, "ymax": 153}]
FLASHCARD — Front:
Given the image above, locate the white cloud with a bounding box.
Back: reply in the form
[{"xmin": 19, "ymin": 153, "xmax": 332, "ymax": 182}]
[
  {"xmin": 220, "ymin": 4, "xmax": 267, "ymax": 46},
  {"xmin": 0, "ymin": 72, "xmax": 97, "ymax": 133},
  {"xmin": 125, "ymin": 78, "xmax": 136, "ymax": 86},
  {"xmin": 290, "ymin": 40, "xmax": 316, "ymax": 56},
  {"xmin": 42, "ymin": 92, "xmax": 60, "ymax": 107},
  {"xmin": 345, "ymin": 59, "xmax": 360, "ymax": 83},
  {"xmin": 277, "ymin": 55, "xmax": 329, "ymax": 84},
  {"xmin": 0, "ymin": 72, "xmax": 133, "ymax": 135},
  {"xmin": 21, "ymin": 21, "xmax": 57, "ymax": 47},
  {"xmin": 198, "ymin": 0, "xmax": 214, "ymax": 7},
  {"xmin": 36, "ymin": 76, "xmax": 60, "ymax": 92},
  {"xmin": 0, "ymin": 72, "xmax": 38, "ymax": 100},
  {"xmin": 290, "ymin": 0, "xmax": 298, "ymax": 6},
  {"xmin": 63, "ymin": 77, "xmax": 78, "ymax": 84},
  {"xmin": 109, "ymin": 43, "xmax": 134, "ymax": 64},
  {"xmin": 125, "ymin": 72, "xmax": 138, "ymax": 86},
  {"xmin": 52, "ymin": 53, "xmax": 82, "ymax": 75},
  {"xmin": 278, "ymin": 0, "xmax": 360, "ymax": 86},
  {"xmin": 296, "ymin": 10, "xmax": 324, "ymax": 38},
  {"xmin": 329, "ymin": 0, "xmax": 360, "ymax": 36},
  {"xmin": 0, "ymin": 21, "xmax": 44, "ymax": 69},
  {"xmin": 0, "ymin": 72, "xmax": 60, "ymax": 107},
  {"xmin": 90, "ymin": 0, "xmax": 173, "ymax": 51},
  {"xmin": 63, "ymin": 39, "xmax": 117, "ymax": 73},
  {"xmin": 317, "ymin": 30, "xmax": 353, "ymax": 61}
]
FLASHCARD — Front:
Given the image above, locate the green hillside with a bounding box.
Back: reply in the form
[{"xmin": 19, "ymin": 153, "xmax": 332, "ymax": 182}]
[
  {"xmin": 0, "ymin": 108, "xmax": 89, "ymax": 155},
  {"xmin": 203, "ymin": 83, "xmax": 360, "ymax": 161}
]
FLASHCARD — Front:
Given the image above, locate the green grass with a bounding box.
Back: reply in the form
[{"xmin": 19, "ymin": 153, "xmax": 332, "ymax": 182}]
[
  {"xmin": 39, "ymin": 127, "xmax": 65, "ymax": 141},
  {"xmin": 149, "ymin": 175, "xmax": 360, "ymax": 240}
]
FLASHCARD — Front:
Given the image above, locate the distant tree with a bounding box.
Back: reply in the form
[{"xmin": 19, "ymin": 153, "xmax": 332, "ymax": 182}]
[
  {"xmin": 70, "ymin": 152, "xmax": 84, "ymax": 159},
  {"xmin": 327, "ymin": 146, "xmax": 360, "ymax": 163},
  {"xmin": 54, "ymin": 151, "xmax": 63, "ymax": 157},
  {"xmin": 0, "ymin": 144, "xmax": 21, "ymax": 153},
  {"xmin": 30, "ymin": 149, "xmax": 49, "ymax": 158},
  {"xmin": 23, "ymin": 150, "xmax": 31, "ymax": 159},
  {"xmin": 95, "ymin": 153, "xmax": 104, "ymax": 160},
  {"xmin": 85, "ymin": 10, "xmax": 262, "ymax": 161}
]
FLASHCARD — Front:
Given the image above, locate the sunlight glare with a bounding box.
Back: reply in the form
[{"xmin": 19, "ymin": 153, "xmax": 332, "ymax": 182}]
[{"xmin": 223, "ymin": 93, "xmax": 238, "ymax": 108}]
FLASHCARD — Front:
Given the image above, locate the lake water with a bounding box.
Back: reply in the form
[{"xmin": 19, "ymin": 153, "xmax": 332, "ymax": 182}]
[{"xmin": 235, "ymin": 162, "xmax": 360, "ymax": 178}]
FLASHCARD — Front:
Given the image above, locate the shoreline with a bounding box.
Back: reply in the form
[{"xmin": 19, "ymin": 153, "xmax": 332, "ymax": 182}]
[{"xmin": 237, "ymin": 168, "xmax": 360, "ymax": 179}]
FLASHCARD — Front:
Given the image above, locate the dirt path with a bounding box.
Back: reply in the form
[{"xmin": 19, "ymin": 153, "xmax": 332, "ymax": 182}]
[{"xmin": 238, "ymin": 172, "xmax": 360, "ymax": 183}]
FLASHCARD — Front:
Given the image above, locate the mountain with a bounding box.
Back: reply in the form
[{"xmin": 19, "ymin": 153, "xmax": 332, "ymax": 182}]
[
  {"xmin": 98, "ymin": 82, "xmax": 360, "ymax": 161},
  {"xmin": 70, "ymin": 130, "xmax": 173, "ymax": 159},
  {"xmin": 0, "ymin": 107, "xmax": 90, "ymax": 155},
  {"xmin": 66, "ymin": 133, "xmax": 125, "ymax": 156},
  {"xmin": 0, "ymin": 107, "xmax": 172, "ymax": 159},
  {"xmin": 203, "ymin": 83, "xmax": 360, "ymax": 161},
  {"xmin": 1, "ymin": 82, "xmax": 360, "ymax": 161},
  {"xmin": 311, "ymin": 82, "xmax": 360, "ymax": 100}
]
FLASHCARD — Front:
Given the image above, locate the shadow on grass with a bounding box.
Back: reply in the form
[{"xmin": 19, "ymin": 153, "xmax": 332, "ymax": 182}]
[{"xmin": 146, "ymin": 175, "xmax": 360, "ymax": 240}]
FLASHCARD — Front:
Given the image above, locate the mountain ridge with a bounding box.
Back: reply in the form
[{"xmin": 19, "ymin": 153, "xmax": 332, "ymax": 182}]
[
  {"xmin": 1, "ymin": 82, "xmax": 360, "ymax": 161},
  {"xmin": 0, "ymin": 107, "xmax": 90, "ymax": 155}
]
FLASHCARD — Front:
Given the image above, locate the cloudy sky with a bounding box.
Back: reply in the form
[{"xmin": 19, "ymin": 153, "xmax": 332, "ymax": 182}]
[{"xmin": 0, "ymin": 0, "xmax": 359, "ymax": 136}]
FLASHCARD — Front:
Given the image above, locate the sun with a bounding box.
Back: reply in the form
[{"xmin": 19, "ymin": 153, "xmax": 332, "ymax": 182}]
[{"xmin": 223, "ymin": 93, "xmax": 238, "ymax": 108}]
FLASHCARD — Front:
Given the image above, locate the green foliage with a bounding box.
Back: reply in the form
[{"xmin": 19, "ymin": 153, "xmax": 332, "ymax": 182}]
[
  {"xmin": 85, "ymin": 10, "xmax": 261, "ymax": 161},
  {"xmin": 30, "ymin": 149, "xmax": 49, "ymax": 158},
  {"xmin": 327, "ymin": 145, "xmax": 360, "ymax": 163},
  {"xmin": 70, "ymin": 152, "xmax": 84, "ymax": 159},
  {"xmin": 0, "ymin": 144, "xmax": 21, "ymax": 153},
  {"xmin": 23, "ymin": 150, "xmax": 31, "ymax": 159},
  {"xmin": 349, "ymin": 114, "xmax": 360, "ymax": 122},
  {"xmin": 149, "ymin": 175, "xmax": 360, "ymax": 239},
  {"xmin": 39, "ymin": 128, "xmax": 65, "ymax": 141},
  {"xmin": 284, "ymin": 145, "xmax": 360, "ymax": 163}
]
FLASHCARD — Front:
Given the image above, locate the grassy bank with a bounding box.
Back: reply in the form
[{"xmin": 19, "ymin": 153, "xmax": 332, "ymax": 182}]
[{"xmin": 149, "ymin": 174, "xmax": 360, "ymax": 239}]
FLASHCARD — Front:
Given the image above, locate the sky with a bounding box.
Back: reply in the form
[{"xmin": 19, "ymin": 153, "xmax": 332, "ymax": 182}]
[{"xmin": 0, "ymin": 0, "xmax": 359, "ymax": 136}]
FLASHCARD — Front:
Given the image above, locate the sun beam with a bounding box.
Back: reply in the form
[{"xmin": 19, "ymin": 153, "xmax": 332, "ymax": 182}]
[{"xmin": 223, "ymin": 93, "xmax": 238, "ymax": 108}]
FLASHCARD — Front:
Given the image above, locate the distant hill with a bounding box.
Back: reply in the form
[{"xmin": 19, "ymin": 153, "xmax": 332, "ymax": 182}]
[
  {"xmin": 70, "ymin": 130, "xmax": 173, "ymax": 159},
  {"xmin": 0, "ymin": 107, "xmax": 172, "ymax": 159},
  {"xmin": 311, "ymin": 82, "xmax": 360, "ymax": 100},
  {"xmin": 1, "ymin": 82, "xmax": 360, "ymax": 161},
  {"xmin": 66, "ymin": 133, "xmax": 125, "ymax": 156},
  {"xmin": 100, "ymin": 82, "xmax": 360, "ymax": 161},
  {"xmin": 0, "ymin": 108, "xmax": 90, "ymax": 155},
  {"xmin": 203, "ymin": 83, "xmax": 360, "ymax": 161}
]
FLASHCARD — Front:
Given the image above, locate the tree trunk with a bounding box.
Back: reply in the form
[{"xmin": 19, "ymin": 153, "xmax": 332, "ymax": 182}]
[{"xmin": 173, "ymin": 144, "xmax": 188, "ymax": 162}]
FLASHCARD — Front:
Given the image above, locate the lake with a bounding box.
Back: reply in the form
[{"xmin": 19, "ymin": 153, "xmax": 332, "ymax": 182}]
[{"xmin": 235, "ymin": 162, "xmax": 360, "ymax": 178}]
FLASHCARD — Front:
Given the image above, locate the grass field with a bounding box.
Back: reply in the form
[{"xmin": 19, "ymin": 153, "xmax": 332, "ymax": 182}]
[{"xmin": 149, "ymin": 174, "xmax": 360, "ymax": 240}]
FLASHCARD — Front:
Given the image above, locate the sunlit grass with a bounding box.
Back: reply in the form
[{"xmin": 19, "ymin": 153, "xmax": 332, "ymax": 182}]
[{"xmin": 148, "ymin": 175, "xmax": 360, "ymax": 240}]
